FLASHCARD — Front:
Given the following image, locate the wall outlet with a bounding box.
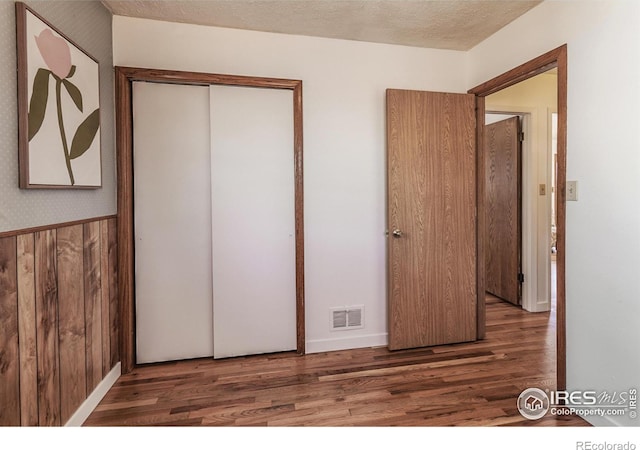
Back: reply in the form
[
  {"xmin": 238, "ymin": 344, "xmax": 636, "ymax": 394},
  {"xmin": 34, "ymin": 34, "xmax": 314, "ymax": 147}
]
[
  {"xmin": 539, "ymin": 184, "xmax": 546, "ymax": 196},
  {"xmin": 567, "ymin": 180, "xmax": 578, "ymax": 201}
]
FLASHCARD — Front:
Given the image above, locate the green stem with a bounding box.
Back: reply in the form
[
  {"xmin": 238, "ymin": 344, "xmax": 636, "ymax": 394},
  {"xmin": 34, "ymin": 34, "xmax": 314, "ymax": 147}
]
[{"xmin": 55, "ymin": 78, "xmax": 74, "ymax": 185}]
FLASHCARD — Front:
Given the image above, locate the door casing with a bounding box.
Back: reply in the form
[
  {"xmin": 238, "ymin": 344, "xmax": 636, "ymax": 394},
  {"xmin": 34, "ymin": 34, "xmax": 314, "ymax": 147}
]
[
  {"xmin": 115, "ymin": 67, "xmax": 305, "ymax": 373},
  {"xmin": 469, "ymin": 44, "xmax": 567, "ymax": 390}
]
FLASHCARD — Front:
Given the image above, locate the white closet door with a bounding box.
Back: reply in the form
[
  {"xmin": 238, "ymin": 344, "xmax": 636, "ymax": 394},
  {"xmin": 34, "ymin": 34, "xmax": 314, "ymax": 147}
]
[
  {"xmin": 133, "ymin": 82, "xmax": 213, "ymax": 364},
  {"xmin": 210, "ymin": 85, "xmax": 296, "ymax": 358}
]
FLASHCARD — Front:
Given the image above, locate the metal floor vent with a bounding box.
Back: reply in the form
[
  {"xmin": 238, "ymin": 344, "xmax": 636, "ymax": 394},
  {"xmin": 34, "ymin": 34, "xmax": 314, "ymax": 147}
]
[{"xmin": 331, "ymin": 305, "xmax": 364, "ymax": 330}]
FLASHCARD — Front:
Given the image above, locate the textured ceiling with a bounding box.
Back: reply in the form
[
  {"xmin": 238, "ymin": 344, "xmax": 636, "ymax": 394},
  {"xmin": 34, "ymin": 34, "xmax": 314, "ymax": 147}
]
[{"xmin": 101, "ymin": 0, "xmax": 543, "ymax": 51}]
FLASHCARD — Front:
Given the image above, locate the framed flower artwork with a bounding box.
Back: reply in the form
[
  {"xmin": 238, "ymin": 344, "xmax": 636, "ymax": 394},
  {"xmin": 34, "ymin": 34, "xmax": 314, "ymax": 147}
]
[{"xmin": 16, "ymin": 2, "xmax": 102, "ymax": 189}]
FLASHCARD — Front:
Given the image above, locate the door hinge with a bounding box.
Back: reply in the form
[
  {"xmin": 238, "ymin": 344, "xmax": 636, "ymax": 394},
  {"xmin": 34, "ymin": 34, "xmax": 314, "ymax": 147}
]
[
  {"xmin": 518, "ymin": 273, "xmax": 525, "ymax": 283},
  {"xmin": 519, "ymin": 132, "xmax": 525, "ymax": 142}
]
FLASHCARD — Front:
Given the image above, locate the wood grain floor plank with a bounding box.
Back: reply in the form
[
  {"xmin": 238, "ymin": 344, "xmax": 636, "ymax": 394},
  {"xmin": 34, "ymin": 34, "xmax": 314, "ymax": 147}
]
[
  {"xmin": 94, "ymin": 398, "xmax": 158, "ymax": 412},
  {"xmin": 86, "ymin": 294, "xmax": 588, "ymax": 427}
]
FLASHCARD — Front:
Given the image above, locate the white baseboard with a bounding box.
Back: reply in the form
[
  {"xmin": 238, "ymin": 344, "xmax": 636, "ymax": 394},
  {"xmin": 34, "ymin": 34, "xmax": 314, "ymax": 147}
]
[
  {"xmin": 580, "ymin": 413, "xmax": 635, "ymax": 427},
  {"xmin": 306, "ymin": 333, "xmax": 388, "ymax": 354},
  {"xmin": 65, "ymin": 362, "xmax": 121, "ymax": 427},
  {"xmin": 581, "ymin": 414, "xmax": 614, "ymax": 427},
  {"xmin": 524, "ymin": 301, "xmax": 551, "ymax": 313}
]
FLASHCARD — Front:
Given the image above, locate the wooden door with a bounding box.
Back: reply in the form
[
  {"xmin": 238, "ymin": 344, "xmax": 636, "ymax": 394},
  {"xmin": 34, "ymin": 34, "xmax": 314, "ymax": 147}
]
[
  {"xmin": 387, "ymin": 89, "xmax": 477, "ymax": 351},
  {"xmin": 485, "ymin": 117, "xmax": 522, "ymax": 305}
]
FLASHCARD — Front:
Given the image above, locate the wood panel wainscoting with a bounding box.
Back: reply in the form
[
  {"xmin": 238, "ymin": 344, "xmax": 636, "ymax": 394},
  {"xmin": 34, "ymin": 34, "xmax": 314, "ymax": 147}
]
[{"xmin": 0, "ymin": 216, "xmax": 118, "ymax": 426}]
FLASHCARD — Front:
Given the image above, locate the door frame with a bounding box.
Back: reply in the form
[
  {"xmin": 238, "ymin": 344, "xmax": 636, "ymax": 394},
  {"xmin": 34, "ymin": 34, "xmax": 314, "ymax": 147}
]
[
  {"xmin": 469, "ymin": 44, "xmax": 567, "ymax": 390},
  {"xmin": 115, "ymin": 67, "xmax": 305, "ymax": 373}
]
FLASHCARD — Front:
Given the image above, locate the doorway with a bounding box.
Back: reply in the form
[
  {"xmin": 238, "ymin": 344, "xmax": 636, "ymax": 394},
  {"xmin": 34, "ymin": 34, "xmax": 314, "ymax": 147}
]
[
  {"xmin": 469, "ymin": 45, "xmax": 567, "ymax": 390},
  {"xmin": 484, "ymin": 72, "xmax": 557, "ymax": 314},
  {"xmin": 116, "ymin": 67, "xmax": 305, "ymax": 372}
]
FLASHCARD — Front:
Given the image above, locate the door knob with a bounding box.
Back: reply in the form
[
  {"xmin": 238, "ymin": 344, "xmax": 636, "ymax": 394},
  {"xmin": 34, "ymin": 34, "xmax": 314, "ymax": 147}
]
[{"xmin": 392, "ymin": 229, "xmax": 403, "ymax": 238}]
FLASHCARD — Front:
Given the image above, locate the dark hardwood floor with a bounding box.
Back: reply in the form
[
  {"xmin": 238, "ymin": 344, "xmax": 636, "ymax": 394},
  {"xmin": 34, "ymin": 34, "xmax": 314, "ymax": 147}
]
[{"xmin": 84, "ymin": 294, "xmax": 589, "ymax": 426}]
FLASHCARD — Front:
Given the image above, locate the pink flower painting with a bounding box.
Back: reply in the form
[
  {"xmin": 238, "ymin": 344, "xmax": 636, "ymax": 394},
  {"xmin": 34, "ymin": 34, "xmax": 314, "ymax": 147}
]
[{"xmin": 27, "ymin": 26, "xmax": 100, "ymax": 185}]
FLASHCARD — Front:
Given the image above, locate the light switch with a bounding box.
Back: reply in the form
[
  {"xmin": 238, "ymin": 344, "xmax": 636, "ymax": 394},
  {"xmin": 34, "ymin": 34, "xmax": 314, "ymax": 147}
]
[
  {"xmin": 567, "ymin": 180, "xmax": 578, "ymax": 201},
  {"xmin": 539, "ymin": 184, "xmax": 546, "ymax": 196}
]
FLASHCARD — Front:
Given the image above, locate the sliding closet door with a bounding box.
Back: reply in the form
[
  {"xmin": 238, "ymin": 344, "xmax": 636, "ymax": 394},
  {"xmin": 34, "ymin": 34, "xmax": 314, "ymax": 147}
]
[
  {"xmin": 133, "ymin": 82, "xmax": 214, "ymax": 364},
  {"xmin": 210, "ymin": 86, "xmax": 296, "ymax": 359}
]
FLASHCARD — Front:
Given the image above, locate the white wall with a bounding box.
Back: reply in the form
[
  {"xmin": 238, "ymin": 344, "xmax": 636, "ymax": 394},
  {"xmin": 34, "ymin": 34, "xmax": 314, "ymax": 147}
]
[
  {"xmin": 113, "ymin": 17, "xmax": 468, "ymax": 353},
  {"xmin": 469, "ymin": 0, "xmax": 640, "ymax": 426}
]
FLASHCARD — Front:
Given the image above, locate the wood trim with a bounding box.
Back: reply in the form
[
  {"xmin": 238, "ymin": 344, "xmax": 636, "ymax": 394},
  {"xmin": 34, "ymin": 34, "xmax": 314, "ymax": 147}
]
[
  {"xmin": 475, "ymin": 96, "xmax": 486, "ymax": 340},
  {"xmin": 115, "ymin": 67, "xmax": 135, "ymax": 373},
  {"xmin": 469, "ymin": 44, "xmax": 567, "ymax": 391},
  {"xmin": 555, "ymin": 45, "xmax": 568, "ymax": 391},
  {"xmin": 293, "ymin": 82, "xmax": 306, "ymax": 354},
  {"xmin": 468, "ymin": 46, "xmax": 562, "ymax": 97},
  {"xmin": 15, "ymin": 3, "xmax": 28, "ymax": 189},
  {"xmin": 115, "ymin": 66, "xmax": 300, "ymax": 90},
  {"xmin": 115, "ymin": 67, "xmax": 305, "ymax": 372},
  {"xmin": 0, "ymin": 215, "xmax": 117, "ymax": 239}
]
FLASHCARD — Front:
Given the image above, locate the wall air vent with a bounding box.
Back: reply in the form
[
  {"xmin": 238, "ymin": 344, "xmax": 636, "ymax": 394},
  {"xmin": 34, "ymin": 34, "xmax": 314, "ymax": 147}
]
[{"xmin": 330, "ymin": 305, "xmax": 364, "ymax": 331}]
